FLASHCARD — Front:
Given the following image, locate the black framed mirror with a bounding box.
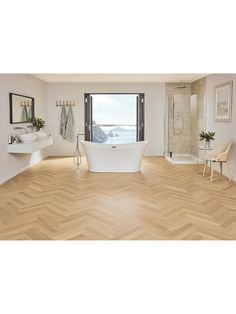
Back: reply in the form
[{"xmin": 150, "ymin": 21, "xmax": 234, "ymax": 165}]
[{"xmin": 9, "ymin": 93, "xmax": 35, "ymax": 124}]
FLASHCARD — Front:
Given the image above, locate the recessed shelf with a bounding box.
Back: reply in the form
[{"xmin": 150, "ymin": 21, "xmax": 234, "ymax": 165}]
[{"xmin": 8, "ymin": 138, "xmax": 53, "ymax": 154}]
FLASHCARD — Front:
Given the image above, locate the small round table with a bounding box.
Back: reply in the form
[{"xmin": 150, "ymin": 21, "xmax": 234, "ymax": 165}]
[{"xmin": 197, "ymin": 146, "xmax": 213, "ymax": 174}]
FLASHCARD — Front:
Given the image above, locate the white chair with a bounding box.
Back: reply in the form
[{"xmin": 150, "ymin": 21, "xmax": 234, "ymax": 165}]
[{"xmin": 203, "ymin": 141, "xmax": 232, "ymax": 182}]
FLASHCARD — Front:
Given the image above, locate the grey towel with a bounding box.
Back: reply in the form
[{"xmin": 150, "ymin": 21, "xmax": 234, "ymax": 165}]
[
  {"xmin": 59, "ymin": 105, "xmax": 67, "ymax": 139},
  {"xmin": 21, "ymin": 105, "xmax": 28, "ymax": 122},
  {"xmin": 65, "ymin": 106, "xmax": 75, "ymax": 142},
  {"xmin": 28, "ymin": 105, "xmax": 33, "ymax": 119}
]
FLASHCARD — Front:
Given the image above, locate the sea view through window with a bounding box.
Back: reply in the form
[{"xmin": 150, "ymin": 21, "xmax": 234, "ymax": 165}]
[{"xmin": 91, "ymin": 94, "xmax": 138, "ymax": 144}]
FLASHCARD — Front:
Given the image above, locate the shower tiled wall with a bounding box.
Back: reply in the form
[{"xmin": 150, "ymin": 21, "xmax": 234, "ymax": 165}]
[
  {"xmin": 165, "ymin": 79, "xmax": 206, "ymax": 156},
  {"xmin": 165, "ymin": 83, "xmax": 192, "ymax": 154}
]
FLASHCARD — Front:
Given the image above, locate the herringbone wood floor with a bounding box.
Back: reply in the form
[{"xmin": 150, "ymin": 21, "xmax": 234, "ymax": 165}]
[{"xmin": 0, "ymin": 157, "xmax": 236, "ymax": 240}]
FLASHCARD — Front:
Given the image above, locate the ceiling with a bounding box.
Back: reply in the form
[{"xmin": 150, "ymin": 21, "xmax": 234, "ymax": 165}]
[{"xmin": 32, "ymin": 73, "xmax": 207, "ymax": 83}]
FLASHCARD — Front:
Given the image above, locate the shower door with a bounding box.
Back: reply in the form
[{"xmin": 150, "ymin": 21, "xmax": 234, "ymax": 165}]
[
  {"xmin": 164, "ymin": 96, "xmax": 170, "ymax": 156},
  {"xmin": 164, "ymin": 95, "xmax": 191, "ymax": 156}
]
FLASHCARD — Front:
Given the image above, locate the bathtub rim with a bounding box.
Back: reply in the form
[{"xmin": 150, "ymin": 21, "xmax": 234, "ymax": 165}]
[{"xmin": 81, "ymin": 140, "xmax": 148, "ymax": 149}]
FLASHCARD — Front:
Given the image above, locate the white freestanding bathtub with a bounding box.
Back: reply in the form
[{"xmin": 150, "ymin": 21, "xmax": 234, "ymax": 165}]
[{"xmin": 81, "ymin": 140, "xmax": 148, "ymax": 172}]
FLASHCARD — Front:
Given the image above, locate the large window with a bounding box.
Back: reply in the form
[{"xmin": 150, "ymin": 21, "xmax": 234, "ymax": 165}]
[{"xmin": 84, "ymin": 93, "xmax": 144, "ymax": 144}]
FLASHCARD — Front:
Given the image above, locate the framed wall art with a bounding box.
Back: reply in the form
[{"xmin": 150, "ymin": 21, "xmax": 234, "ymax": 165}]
[{"xmin": 215, "ymin": 81, "xmax": 233, "ymax": 121}]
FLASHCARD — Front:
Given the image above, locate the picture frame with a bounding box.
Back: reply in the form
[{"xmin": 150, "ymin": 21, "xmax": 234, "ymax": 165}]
[
  {"xmin": 9, "ymin": 93, "xmax": 35, "ymax": 124},
  {"xmin": 215, "ymin": 81, "xmax": 233, "ymax": 121}
]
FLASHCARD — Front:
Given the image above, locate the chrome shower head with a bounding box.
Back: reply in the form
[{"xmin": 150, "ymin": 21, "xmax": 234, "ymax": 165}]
[{"xmin": 176, "ymin": 82, "xmax": 187, "ymax": 89}]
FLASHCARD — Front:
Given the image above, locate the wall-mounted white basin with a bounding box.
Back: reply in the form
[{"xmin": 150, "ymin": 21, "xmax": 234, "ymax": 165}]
[
  {"xmin": 36, "ymin": 132, "xmax": 47, "ymax": 141},
  {"xmin": 8, "ymin": 137, "xmax": 53, "ymax": 154},
  {"xmin": 19, "ymin": 133, "xmax": 37, "ymax": 144}
]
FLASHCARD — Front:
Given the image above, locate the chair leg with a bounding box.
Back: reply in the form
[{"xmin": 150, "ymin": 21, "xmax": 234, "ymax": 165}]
[
  {"xmin": 203, "ymin": 161, "xmax": 208, "ymax": 176},
  {"xmin": 226, "ymin": 162, "xmax": 231, "ymax": 181},
  {"xmin": 210, "ymin": 163, "xmax": 214, "ymax": 182},
  {"xmin": 220, "ymin": 162, "xmax": 223, "ymax": 174}
]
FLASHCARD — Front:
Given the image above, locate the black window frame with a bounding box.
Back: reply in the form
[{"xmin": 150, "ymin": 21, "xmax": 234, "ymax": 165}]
[{"xmin": 84, "ymin": 93, "xmax": 145, "ymax": 143}]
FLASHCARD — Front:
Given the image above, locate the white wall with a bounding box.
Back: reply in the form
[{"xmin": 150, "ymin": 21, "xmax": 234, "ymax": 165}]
[
  {"xmin": 2, "ymin": 75, "xmax": 236, "ymax": 182},
  {"xmin": 46, "ymin": 83, "xmax": 165, "ymax": 156},
  {"xmin": 206, "ymin": 74, "xmax": 236, "ymax": 181},
  {"xmin": 0, "ymin": 74, "xmax": 47, "ymax": 184}
]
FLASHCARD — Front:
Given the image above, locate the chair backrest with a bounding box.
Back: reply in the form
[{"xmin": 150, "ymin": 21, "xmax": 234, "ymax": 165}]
[{"xmin": 215, "ymin": 141, "xmax": 232, "ymax": 161}]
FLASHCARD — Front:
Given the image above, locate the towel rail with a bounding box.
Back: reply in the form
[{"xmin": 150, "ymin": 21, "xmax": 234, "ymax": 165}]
[
  {"xmin": 56, "ymin": 100, "xmax": 76, "ymax": 107},
  {"xmin": 20, "ymin": 101, "xmax": 32, "ymax": 107}
]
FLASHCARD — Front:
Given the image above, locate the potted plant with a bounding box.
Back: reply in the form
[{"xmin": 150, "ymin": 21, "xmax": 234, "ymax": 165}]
[
  {"xmin": 199, "ymin": 131, "xmax": 215, "ymax": 148},
  {"xmin": 27, "ymin": 117, "xmax": 46, "ymax": 140}
]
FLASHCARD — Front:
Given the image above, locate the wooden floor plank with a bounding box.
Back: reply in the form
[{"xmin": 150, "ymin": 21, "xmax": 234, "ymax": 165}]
[{"xmin": 0, "ymin": 156, "xmax": 235, "ymax": 240}]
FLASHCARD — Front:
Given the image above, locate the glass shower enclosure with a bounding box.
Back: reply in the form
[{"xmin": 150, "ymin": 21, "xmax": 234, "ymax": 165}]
[{"xmin": 164, "ymin": 82, "xmax": 205, "ymax": 164}]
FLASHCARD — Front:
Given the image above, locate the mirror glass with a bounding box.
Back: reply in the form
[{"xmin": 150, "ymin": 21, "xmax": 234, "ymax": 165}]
[{"xmin": 9, "ymin": 93, "xmax": 35, "ymax": 124}]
